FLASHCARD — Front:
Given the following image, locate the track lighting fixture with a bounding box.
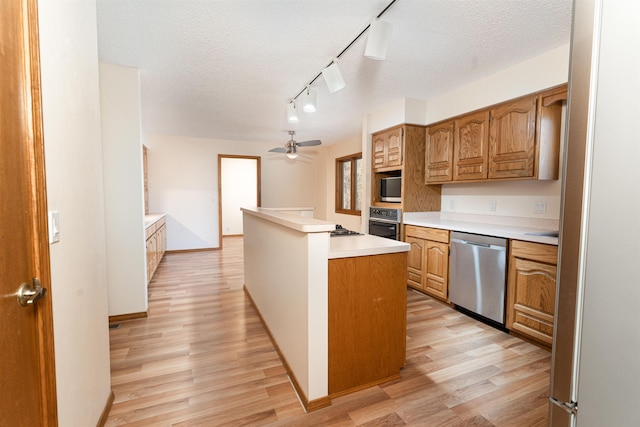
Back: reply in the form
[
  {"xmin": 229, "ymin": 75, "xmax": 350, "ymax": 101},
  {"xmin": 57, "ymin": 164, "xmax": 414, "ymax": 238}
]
[
  {"xmin": 364, "ymin": 19, "xmax": 393, "ymax": 60},
  {"xmin": 286, "ymin": 100, "xmax": 299, "ymax": 123},
  {"xmin": 302, "ymin": 87, "xmax": 317, "ymax": 113},
  {"xmin": 322, "ymin": 61, "xmax": 346, "ymax": 93},
  {"xmin": 284, "ymin": 0, "xmax": 396, "ymax": 123}
]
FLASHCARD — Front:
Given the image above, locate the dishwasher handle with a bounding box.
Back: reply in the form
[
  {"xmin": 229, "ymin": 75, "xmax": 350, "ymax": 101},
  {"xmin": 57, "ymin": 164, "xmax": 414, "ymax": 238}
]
[
  {"xmin": 451, "ymin": 238, "xmax": 491, "ymax": 247},
  {"xmin": 450, "ymin": 235, "xmax": 507, "ymax": 251}
]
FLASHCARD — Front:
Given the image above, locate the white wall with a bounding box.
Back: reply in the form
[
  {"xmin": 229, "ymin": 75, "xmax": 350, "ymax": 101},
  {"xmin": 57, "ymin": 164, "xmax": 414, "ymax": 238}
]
[
  {"xmin": 221, "ymin": 157, "xmax": 258, "ymax": 235},
  {"xmin": 38, "ymin": 1, "xmax": 112, "ymax": 425},
  {"xmin": 576, "ymin": 1, "xmax": 640, "ymax": 424},
  {"xmin": 364, "ymin": 44, "xmax": 571, "ymax": 220},
  {"xmin": 146, "ymin": 134, "xmax": 320, "ymax": 250},
  {"xmin": 99, "ymin": 63, "xmax": 148, "ymax": 316}
]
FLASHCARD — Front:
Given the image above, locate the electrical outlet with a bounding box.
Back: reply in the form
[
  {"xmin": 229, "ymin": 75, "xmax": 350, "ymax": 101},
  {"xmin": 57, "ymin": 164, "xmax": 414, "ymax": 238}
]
[
  {"xmin": 533, "ymin": 202, "xmax": 547, "ymax": 214},
  {"xmin": 449, "ymin": 199, "xmax": 456, "ymax": 210},
  {"xmin": 48, "ymin": 211, "xmax": 60, "ymax": 244},
  {"xmin": 489, "ymin": 200, "xmax": 497, "ymax": 212}
]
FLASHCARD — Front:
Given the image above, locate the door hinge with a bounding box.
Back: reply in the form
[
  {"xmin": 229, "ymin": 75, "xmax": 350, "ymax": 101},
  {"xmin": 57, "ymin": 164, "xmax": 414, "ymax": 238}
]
[{"xmin": 550, "ymin": 397, "xmax": 578, "ymax": 415}]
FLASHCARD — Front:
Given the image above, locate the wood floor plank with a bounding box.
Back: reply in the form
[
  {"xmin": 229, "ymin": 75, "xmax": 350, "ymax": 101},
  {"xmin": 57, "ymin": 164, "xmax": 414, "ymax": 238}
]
[{"xmin": 106, "ymin": 236, "xmax": 551, "ymax": 426}]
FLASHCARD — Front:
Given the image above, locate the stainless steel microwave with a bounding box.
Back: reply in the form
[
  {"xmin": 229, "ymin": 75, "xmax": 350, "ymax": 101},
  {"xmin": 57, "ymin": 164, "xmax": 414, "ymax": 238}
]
[{"xmin": 380, "ymin": 176, "xmax": 401, "ymax": 202}]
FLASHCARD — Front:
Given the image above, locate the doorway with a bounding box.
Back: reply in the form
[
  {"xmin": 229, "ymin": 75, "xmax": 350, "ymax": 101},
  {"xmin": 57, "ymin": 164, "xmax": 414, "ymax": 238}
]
[{"xmin": 218, "ymin": 155, "xmax": 261, "ymax": 248}]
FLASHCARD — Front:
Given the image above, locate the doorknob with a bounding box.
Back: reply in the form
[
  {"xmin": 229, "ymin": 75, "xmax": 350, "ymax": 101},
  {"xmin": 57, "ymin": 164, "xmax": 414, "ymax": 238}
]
[{"xmin": 17, "ymin": 278, "xmax": 47, "ymax": 306}]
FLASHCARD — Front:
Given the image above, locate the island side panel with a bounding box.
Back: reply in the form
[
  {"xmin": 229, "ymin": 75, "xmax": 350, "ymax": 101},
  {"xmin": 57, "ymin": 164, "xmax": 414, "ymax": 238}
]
[
  {"xmin": 328, "ymin": 251, "xmax": 407, "ymax": 396},
  {"xmin": 243, "ymin": 213, "xmax": 316, "ymax": 400}
]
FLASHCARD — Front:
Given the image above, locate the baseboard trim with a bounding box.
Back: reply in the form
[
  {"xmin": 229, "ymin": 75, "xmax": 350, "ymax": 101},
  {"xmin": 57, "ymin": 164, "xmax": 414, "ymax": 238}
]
[
  {"xmin": 242, "ymin": 285, "xmax": 331, "ymax": 413},
  {"xmin": 109, "ymin": 312, "xmax": 147, "ymax": 324},
  {"xmin": 96, "ymin": 390, "xmax": 114, "ymax": 427},
  {"xmin": 166, "ymin": 247, "xmax": 219, "ymax": 254}
]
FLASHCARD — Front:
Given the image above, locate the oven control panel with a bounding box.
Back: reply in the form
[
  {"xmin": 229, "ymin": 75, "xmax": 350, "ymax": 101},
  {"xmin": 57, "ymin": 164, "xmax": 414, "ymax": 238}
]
[{"xmin": 369, "ymin": 207, "xmax": 401, "ymax": 222}]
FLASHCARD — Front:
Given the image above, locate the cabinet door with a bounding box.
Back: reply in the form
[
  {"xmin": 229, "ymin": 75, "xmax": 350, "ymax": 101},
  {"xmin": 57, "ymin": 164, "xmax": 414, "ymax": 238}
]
[
  {"xmin": 506, "ymin": 257, "xmax": 556, "ymax": 345},
  {"xmin": 425, "ymin": 121, "xmax": 454, "ymax": 183},
  {"xmin": 488, "ymin": 96, "xmax": 537, "ymax": 179},
  {"xmin": 372, "ymin": 133, "xmax": 386, "ymax": 170},
  {"xmin": 385, "ymin": 128, "xmax": 403, "ymax": 168},
  {"xmin": 424, "ymin": 241, "xmax": 449, "ymax": 301},
  {"xmin": 454, "ymin": 110, "xmax": 489, "ymax": 181},
  {"xmin": 405, "ymin": 236, "xmax": 425, "ymax": 290}
]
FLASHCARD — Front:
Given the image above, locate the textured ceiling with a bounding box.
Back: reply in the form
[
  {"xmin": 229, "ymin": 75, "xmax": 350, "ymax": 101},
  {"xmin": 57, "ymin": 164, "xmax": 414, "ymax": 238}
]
[{"xmin": 96, "ymin": 0, "xmax": 573, "ymax": 147}]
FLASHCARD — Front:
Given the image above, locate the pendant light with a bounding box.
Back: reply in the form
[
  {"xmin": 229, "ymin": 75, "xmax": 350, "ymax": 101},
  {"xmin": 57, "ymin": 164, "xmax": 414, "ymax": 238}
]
[
  {"xmin": 322, "ymin": 60, "xmax": 346, "ymax": 93},
  {"xmin": 286, "ymin": 100, "xmax": 299, "ymax": 123},
  {"xmin": 364, "ymin": 19, "xmax": 393, "ymax": 60},
  {"xmin": 302, "ymin": 87, "xmax": 317, "ymax": 113}
]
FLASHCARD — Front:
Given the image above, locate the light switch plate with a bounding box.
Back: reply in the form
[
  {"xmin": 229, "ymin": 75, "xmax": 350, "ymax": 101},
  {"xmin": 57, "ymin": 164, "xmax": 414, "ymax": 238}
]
[{"xmin": 48, "ymin": 211, "xmax": 60, "ymax": 244}]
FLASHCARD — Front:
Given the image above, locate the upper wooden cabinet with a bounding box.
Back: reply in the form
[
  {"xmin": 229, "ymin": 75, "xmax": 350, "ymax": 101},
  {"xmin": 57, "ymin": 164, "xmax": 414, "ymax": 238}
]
[
  {"xmin": 424, "ymin": 84, "xmax": 567, "ymax": 184},
  {"xmin": 454, "ymin": 110, "xmax": 490, "ymax": 181},
  {"xmin": 371, "ymin": 125, "xmax": 441, "ymax": 212},
  {"xmin": 488, "ymin": 96, "xmax": 537, "ymax": 179},
  {"xmin": 425, "ymin": 121, "xmax": 454, "ymax": 182},
  {"xmin": 373, "ymin": 127, "xmax": 403, "ymax": 171}
]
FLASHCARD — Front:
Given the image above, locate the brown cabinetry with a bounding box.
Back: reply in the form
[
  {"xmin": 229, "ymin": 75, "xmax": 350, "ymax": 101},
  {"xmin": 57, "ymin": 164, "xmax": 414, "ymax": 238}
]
[
  {"xmin": 145, "ymin": 215, "xmax": 167, "ymax": 284},
  {"xmin": 372, "ymin": 127, "xmax": 403, "ymax": 171},
  {"xmin": 404, "ymin": 225, "xmax": 449, "ymax": 301},
  {"xmin": 424, "ymin": 84, "xmax": 566, "ymax": 184},
  {"xmin": 371, "ymin": 125, "xmax": 441, "ymax": 212},
  {"xmin": 506, "ymin": 240, "xmax": 558, "ymax": 347},
  {"xmin": 425, "ymin": 121, "xmax": 454, "ymax": 183},
  {"xmin": 454, "ymin": 110, "xmax": 490, "ymax": 181}
]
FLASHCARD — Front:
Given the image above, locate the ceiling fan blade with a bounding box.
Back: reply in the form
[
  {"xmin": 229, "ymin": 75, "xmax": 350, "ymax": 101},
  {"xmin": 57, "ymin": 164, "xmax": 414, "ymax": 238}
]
[
  {"xmin": 268, "ymin": 147, "xmax": 286, "ymax": 153},
  {"xmin": 296, "ymin": 139, "xmax": 321, "ymax": 147}
]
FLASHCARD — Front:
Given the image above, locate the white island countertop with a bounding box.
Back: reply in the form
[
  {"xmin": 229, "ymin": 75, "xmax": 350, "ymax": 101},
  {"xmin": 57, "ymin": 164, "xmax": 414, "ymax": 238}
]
[
  {"xmin": 404, "ymin": 212, "xmax": 559, "ymax": 246},
  {"xmin": 329, "ymin": 234, "xmax": 409, "ymax": 259},
  {"xmin": 241, "ymin": 207, "xmax": 410, "ymax": 258}
]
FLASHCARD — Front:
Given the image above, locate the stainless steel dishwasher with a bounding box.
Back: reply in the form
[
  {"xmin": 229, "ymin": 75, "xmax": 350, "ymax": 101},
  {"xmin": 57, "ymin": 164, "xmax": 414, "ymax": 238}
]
[{"xmin": 449, "ymin": 231, "xmax": 508, "ymax": 325}]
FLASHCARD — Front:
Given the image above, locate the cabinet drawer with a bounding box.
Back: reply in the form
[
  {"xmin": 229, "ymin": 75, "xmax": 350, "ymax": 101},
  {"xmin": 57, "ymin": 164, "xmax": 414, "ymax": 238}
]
[
  {"xmin": 404, "ymin": 225, "xmax": 449, "ymax": 244},
  {"xmin": 511, "ymin": 240, "xmax": 558, "ymax": 265}
]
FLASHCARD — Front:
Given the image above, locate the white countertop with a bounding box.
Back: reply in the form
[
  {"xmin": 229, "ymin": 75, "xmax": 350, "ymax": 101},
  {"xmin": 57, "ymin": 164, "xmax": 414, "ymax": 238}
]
[
  {"xmin": 144, "ymin": 213, "xmax": 166, "ymax": 228},
  {"xmin": 241, "ymin": 207, "xmax": 335, "ymax": 233},
  {"xmin": 404, "ymin": 212, "xmax": 559, "ymax": 246},
  {"xmin": 329, "ymin": 234, "xmax": 410, "ymax": 259}
]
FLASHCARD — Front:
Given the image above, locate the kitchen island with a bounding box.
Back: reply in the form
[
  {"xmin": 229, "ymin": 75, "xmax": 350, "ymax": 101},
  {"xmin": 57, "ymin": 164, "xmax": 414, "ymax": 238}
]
[{"xmin": 241, "ymin": 207, "xmax": 409, "ymax": 411}]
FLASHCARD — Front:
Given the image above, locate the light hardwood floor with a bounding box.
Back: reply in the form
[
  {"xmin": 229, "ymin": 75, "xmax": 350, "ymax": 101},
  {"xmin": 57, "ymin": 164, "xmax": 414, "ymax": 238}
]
[{"xmin": 106, "ymin": 236, "xmax": 551, "ymax": 426}]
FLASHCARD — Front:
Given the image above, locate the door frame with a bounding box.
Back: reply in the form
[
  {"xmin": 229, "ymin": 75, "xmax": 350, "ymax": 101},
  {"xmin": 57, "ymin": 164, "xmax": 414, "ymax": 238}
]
[
  {"xmin": 217, "ymin": 155, "xmax": 261, "ymax": 248},
  {"xmin": 5, "ymin": 0, "xmax": 59, "ymax": 424}
]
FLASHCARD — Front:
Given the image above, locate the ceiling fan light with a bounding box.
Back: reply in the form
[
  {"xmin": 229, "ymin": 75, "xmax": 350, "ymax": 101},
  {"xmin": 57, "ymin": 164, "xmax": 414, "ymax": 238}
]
[
  {"xmin": 286, "ymin": 101, "xmax": 299, "ymax": 123},
  {"xmin": 322, "ymin": 62, "xmax": 346, "ymax": 93},
  {"xmin": 302, "ymin": 87, "xmax": 317, "ymax": 113},
  {"xmin": 286, "ymin": 143, "xmax": 298, "ymax": 159},
  {"xmin": 364, "ymin": 19, "xmax": 393, "ymax": 60},
  {"xmin": 286, "ymin": 152, "xmax": 298, "ymax": 159}
]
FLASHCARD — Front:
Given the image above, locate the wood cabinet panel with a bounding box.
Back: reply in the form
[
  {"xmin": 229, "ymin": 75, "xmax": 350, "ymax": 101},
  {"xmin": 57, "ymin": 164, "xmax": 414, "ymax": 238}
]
[
  {"xmin": 506, "ymin": 240, "xmax": 558, "ymax": 347},
  {"xmin": 425, "ymin": 121, "xmax": 454, "ymax": 183},
  {"xmin": 406, "ymin": 236, "xmax": 424, "ymax": 291},
  {"xmin": 145, "ymin": 216, "xmax": 167, "ymax": 284},
  {"xmin": 424, "ymin": 241, "xmax": 449, "ymax": 300},
  {"xmin": 488, "ymin": 97, "xmax": 537, "ymax": 179},
  {"xmin": 328, "ymin": 252, "xmax": 407, "ymax": 396},
  {"xmin": 403, "ymin": 225, "xmax": 450, "ymax": 302},
  {"xmin": 372, "ymin": 127, "xmax": 403, "ymax": 171},
  {"xmin": 454, "ymin": 110, "xmax": 490, "ymax": 181}
]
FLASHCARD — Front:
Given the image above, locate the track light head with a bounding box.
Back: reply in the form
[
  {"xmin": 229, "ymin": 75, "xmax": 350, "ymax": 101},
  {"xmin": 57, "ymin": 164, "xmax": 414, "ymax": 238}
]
[
  {"xmin": 322, "ymin": 61, "xmax": 346, "ymax": 93},
  {"xmin": 302, "ymin": 87, "xmax": 317, "ymax": 113},
  {"xmin": 364, "ymin": 19, "xmax": 393, "ymax": 60},
  {"xmin": 286, "ymin": 101, "xmax": 299, "ymax": 123}
]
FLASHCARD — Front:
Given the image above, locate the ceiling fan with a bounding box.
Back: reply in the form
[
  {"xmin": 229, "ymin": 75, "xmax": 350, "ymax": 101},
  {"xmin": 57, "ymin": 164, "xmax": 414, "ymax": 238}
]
[{"xmin": 268, "ymin": 131, "xmax": 321, "ymax": 159}]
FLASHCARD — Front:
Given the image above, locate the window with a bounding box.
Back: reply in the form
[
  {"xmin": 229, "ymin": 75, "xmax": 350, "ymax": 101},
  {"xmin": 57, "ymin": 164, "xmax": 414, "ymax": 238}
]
[{"xmin": 335, "ymin": 153, "xmax": 363, "ymax": 215}]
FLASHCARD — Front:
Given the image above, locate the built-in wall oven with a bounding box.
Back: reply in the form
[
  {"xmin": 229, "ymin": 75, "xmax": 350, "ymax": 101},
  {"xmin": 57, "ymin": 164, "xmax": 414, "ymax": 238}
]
[{"xmin": 368, "ymin": 207, "xmax": 401, "ymax": 240}]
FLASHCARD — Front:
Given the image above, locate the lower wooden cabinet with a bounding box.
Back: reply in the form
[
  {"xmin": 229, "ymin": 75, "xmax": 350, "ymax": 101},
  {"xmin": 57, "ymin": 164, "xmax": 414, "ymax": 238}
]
[
  {"xmin": 404, "ymin": 225, "xmax": 449, "ymax": 301},
  {"xmin": 506, "ymin": 240, "xmax": 558, "ymax": 347},
  {"xmin": 145, "ymin": 216, "xmax": 167, "ymax": 284}
]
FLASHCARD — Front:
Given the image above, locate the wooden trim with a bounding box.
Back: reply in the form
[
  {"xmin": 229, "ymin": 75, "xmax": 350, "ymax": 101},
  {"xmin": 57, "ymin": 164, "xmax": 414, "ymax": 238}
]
[
  {"xmin": 335, "ymin": 152, "xmax": 363, "ymax": 216},
  {"xmin": 328, "ymin": 373, "xmax": 401, "ymax": 400},
  {"xmin": 96, "ymin": 390, "xmax": 115, "ymax": 427},
  {"xmin": 23, "ymin": 0, "xmax": 59, "ymax": 424},
  {"xmin": 109, "ymin": 312, "xmax": 147, "ymax": 323},
  {"xmin": 218, "ymin": 155, "xmax": 261, "ymax": 249},
  {"xmin": 242, "ymin": 285, "xmax": 332, "ymax": 413},
  {"xmin": 166, "ymin": 247, "xmax": 219, "ymax": 254}
]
